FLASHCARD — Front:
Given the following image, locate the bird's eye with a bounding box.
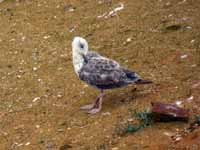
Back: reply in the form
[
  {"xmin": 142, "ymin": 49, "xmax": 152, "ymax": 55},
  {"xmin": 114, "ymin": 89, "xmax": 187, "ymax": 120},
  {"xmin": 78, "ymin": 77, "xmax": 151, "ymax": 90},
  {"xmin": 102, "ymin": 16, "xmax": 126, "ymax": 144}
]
[{"xmin": 80, "ymin": 43, "xmax": 84, "ymax": 49}]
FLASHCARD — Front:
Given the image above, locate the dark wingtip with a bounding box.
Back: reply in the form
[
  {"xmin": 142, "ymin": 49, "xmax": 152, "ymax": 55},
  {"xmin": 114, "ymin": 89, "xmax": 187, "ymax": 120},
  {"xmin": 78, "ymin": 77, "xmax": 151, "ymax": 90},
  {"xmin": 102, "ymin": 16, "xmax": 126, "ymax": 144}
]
[{"xmin": 135, "ymin": 79, "xmax": 153, "ymax": 84}]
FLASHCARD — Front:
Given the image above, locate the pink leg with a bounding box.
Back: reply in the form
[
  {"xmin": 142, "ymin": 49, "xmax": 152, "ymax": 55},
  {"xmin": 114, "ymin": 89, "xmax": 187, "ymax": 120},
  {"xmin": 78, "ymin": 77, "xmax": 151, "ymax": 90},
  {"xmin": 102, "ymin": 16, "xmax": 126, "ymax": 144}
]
[
  {"xmin": 80, "ymin": 90, "xmax": 104, "ymax": 114},
  {"xmin": 88, "ymin": 90, "xmax": 104, "ymax": 114}
]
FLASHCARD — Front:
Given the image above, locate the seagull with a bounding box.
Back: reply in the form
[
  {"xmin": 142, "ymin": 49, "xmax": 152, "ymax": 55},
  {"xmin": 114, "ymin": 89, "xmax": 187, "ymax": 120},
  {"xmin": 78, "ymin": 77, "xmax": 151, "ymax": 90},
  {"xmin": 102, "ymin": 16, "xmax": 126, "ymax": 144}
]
[{"xmin": 72, "ymin": 37, "xmax": 152, "ymax": 114}]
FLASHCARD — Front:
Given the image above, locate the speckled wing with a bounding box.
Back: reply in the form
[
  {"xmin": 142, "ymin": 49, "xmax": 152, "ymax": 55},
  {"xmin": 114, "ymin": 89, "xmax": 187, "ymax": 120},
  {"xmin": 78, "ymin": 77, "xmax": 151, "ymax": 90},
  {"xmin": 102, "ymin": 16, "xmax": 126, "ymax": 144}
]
[{"xmin": 79, "ymin": 54, "xmax": 137, "ymax": 89}]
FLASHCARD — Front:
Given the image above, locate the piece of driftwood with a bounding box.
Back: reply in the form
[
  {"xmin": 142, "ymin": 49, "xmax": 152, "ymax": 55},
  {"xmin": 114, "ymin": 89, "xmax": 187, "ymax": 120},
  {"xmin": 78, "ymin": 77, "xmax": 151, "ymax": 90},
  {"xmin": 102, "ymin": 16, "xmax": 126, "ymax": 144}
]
[{"xmin": 151, "ymin": 102, "xmax": 189, "ymax": 122}]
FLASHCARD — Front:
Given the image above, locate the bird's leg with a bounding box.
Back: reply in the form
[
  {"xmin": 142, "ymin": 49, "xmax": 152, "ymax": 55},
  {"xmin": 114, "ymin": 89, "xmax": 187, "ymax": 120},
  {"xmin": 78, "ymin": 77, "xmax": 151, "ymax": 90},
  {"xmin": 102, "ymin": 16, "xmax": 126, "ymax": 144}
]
[
  {"xmin": 80, "ymin": 90, "xmax": 104, "ymax": 111},
  {"xmin": 88, "ymin": 90, "xmax": 104, "ymax": 114}
]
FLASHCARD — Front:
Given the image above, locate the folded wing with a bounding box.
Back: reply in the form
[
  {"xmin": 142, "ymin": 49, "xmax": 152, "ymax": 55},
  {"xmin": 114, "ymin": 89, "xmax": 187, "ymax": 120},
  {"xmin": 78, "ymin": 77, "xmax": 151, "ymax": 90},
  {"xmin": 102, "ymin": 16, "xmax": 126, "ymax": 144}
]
[{"xmin": 79, "ymin": 55, "xmax": 140, "ymax": 89}]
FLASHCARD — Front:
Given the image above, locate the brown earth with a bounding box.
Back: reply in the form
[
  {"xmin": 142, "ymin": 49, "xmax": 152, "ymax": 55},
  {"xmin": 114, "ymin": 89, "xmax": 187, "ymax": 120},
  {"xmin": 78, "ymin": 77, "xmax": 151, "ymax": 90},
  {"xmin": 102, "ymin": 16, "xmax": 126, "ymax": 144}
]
[{"xmin": 0, "ymin": 0, "xmax": 200, "ymax": 149}]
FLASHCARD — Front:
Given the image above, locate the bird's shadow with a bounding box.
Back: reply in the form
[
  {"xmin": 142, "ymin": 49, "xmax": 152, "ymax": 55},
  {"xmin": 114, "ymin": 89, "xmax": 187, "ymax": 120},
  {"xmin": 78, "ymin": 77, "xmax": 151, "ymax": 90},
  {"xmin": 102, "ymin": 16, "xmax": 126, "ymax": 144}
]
[{"xmin": 103, "ymin": 86, "xmax": 153, "ymax": 110}]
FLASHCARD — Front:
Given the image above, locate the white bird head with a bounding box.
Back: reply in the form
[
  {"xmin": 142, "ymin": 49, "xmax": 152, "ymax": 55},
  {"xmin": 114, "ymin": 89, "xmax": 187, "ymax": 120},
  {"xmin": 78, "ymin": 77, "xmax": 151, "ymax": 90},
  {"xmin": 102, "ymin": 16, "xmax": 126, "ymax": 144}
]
[{"xmin": 72, "ymin": 36, "xmax": 88, "ymax": 56}]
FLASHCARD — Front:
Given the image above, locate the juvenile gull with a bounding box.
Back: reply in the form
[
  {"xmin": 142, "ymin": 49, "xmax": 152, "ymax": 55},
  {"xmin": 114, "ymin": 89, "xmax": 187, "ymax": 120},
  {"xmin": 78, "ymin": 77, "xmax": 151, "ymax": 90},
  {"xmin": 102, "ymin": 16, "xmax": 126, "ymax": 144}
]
[{"xmin": 72, "ymin": 37, "xmax": 152, "ymax": 114}]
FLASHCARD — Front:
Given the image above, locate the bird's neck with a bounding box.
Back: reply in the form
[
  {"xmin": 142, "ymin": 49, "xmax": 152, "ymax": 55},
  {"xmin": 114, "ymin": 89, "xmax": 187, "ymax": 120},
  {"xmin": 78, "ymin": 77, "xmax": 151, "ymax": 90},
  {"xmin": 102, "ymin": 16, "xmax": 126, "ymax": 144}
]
[{"xmin": 72, "ymin": 51, "xmax": 85, "ymax": 75}]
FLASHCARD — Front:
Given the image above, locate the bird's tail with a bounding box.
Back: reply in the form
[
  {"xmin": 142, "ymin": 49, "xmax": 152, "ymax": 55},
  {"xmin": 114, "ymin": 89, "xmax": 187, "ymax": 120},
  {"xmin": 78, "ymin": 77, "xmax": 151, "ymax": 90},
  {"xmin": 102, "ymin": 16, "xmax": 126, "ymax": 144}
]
[
  {"xmin": 135, "ymin": 78, "xmax": 153, "ymax": 84},
  {"xmin": 123, "ymin": 69, "xmax": 153, "ymax": 84}
]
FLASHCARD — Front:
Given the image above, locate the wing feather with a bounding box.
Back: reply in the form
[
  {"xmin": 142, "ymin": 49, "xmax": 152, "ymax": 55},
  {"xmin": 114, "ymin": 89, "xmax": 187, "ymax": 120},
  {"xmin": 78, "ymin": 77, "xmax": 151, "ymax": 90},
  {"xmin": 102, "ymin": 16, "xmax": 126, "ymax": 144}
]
[{"xmin": 79, "ymin": 55, "xmax": 127, "ymax": 89}]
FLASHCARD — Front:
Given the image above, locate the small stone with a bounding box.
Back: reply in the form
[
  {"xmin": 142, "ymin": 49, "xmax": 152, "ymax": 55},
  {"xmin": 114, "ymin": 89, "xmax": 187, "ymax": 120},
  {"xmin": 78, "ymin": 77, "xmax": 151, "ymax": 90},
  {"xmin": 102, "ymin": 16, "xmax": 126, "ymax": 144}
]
[
  {"xmin": 57, "ymin": 94, "xmax": 63, "ymax": 98},
  {"xmin": 64, "ymin": 5, "xmax": 75, "ymax": 12},
  {"xmin": 33, "ymin": 67, "xmax": 38, "ymax": 71},
  {"xmin": 168, "ymin": 14, "xmax": 173, "ymax": 17},
  {"xmin": 17, "ymin": 143, "xmax": 23, "ymax": 147},
  {"xmin": 187, "ymin": 96, "xmax": 193, "ymax": 101},
  {"xmin": 43, "ymin": 35, "xmax": 50, "ymax": 39},
  {"xmin": 69, "ymin": 27, "xmax": 75, "ymax": 33},
  {"xmin": 33, "ymin": 97, "xmax": 40, "ymax": 102},
  {"xmin": 186, "ymin": 26, "xmax": 192, "ymax": 29},
  {"xmin": 57, "ymin": 129, "xmax": 65, "ymax": 132},
  {"xmin": 191, "ymin": 64, "xmax": 197, "ymax": 67},
  {"xmin": 102, "ymin": 112, "xmax": 111, "ymax": 116},
  {"xmin": 25, "ymin": 142, "xmax": 30, "ymax": 146},
  {"xmin": 126, "ymin": 38, "xmax": 132, "ymax": 42},
  {"xmin": 163, "ymin": 131, "xmax": 173, "ymax": 136},
  {"xmin": 68, "ymin": 8, "xmax": 74, "ymax": 12},
  {"xmin": 112, "ymin": 147, "xmax": 119, "ymax": 150},
  {"xmin": 175, "ymin": 136, "xmax": 182, "ymax": 141},
  {"xmin": 57, "ymin": 67, "xmax": 62, "ymax": 71},
  {"xmin": 175, "ymin": 101, "xmax": 183, "ymax": 107},
  {"xmin": 83, "ymin": 84, "xmax": 89, "ymax": 88},
  {"xmin": 22, "ymin": 36, "xmax": 26, "ymax": 41},
  {"xmin": 10, "ymin": 38, "xmax": 16, "ymax": 42},
  {"xmin": 127, "ymin": 118, "xmax": 134, "ymax": 122},
  {"xmin": 17, "ymin": 75, "xmax": 21, "ymax": 79},
  {"xmin": 180, "ymin": 54, "xmax": 187, "ymax": 59}
]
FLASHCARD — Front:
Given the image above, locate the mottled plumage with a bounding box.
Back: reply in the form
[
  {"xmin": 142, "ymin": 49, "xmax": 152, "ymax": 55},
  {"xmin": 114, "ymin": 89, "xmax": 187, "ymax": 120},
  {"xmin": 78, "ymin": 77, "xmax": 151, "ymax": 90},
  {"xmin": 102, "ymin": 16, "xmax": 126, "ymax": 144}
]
[
  {"xmin": 72, "ymin": 37, "xmax": 152, "ymax": 114},
  {"xmin": 79, "ymin": 52, "xmax": 141, "ymax": 89}
]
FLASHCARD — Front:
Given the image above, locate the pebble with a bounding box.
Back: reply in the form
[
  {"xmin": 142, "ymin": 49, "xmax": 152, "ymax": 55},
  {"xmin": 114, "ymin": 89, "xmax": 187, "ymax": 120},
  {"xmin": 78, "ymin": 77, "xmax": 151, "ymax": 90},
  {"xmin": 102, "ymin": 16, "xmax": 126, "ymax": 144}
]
[
  {"xmin": 17, "ymin": 143, "xmax": 23, "ymax": 147},
  {"xmin": 186, "ymin": 26, "xmax": 192, "ymax": 29},
  {"xmin": 163, "ymin": 131, "xmax": 173, "ymax": 136},
  {"xmin": 174, "ymin": 136, "xmax": 182, "ymax": 142},
  {"xmin": 43, "ymin": 35, "xmax": 50, "ymax": 39},
  {"xmin": 102, "ymin": 112, "xmax": 111, "ymax": 116},
  {"xmin": 68, "ymin": 8, "xmax": 75, "ymax": 12},
  {"xmin": 17, "ymin": 75, "xmax": 21, "ymax": 79},
  {"xmin": 33, "ymin": 97, "xmax": 40, "ymax": 102},
  {"xmin": 21, "ymin": 36, "xmax": 26, "ymax": 41},
  {"xmin": 126, "ymin": 38, "xmax": 132, "ymax": 42},
  {"xmin": 191, "ymin": 64, "xmax": 197, "ymax": 67},
  {"xmin": 127, "ymin": 118, "xmax": 134, "ymax": 122},
  {"xmin": 57, "ymin": 67, "xmax": 63, "ymax": 71},
  {"xmin": 33, "ymin": 67, "xmax": 38, "ymax": 71},
  {"xmin": 69, "ymin": 27, "xmax": 75, "ymax": 33},
  {"xmin": 168, "ymin": 14, "xmax": 173, "ymax": 17},
  {"xmin": 175, "ymin": 101, "xmax": 183, "ymax": 107},
  {"xmin": 187, "ymin": 96, "xmax": 193, "ymax": 102},
  {"xmin": 180, "ymin": 54, "xmax": 188, "ymax": 59},
  {"xmin": 25, "ymin": 142, "xmax": 30, "ymax": 146},
  {"xmin": 83, "ymin": 84, "xmax": 89, "ymax": 88},
  {"xmin": 57, "ymin": 94, "xmax": 63, "ymax": 98}
]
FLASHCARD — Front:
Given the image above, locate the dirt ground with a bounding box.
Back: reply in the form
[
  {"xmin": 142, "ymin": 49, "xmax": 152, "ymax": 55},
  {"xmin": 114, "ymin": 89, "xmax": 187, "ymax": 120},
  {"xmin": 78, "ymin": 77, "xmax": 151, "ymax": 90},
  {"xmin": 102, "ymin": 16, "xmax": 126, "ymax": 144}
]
[{"xmin": 0, "ymin": 0, "xmax": 200, "ymax": 149}]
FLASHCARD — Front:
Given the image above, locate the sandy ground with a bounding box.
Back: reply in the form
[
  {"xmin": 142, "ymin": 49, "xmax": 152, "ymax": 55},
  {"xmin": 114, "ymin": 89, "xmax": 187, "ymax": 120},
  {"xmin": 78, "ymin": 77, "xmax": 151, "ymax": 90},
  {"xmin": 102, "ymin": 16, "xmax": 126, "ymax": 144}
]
[{"xmin": 0, "ymin": 0, "xmax": 200, "ymax": 149}]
